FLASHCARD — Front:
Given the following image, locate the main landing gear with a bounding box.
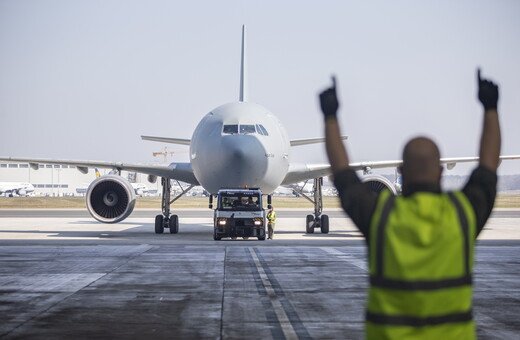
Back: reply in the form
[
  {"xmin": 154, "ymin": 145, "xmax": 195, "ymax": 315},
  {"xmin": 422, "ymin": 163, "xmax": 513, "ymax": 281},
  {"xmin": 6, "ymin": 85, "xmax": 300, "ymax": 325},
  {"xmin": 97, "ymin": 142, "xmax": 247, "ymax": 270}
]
[
  {"xmin": 292, "ymin": 177, "xmax": 329, "ymax": 234},
  {"xmin": 154, "ymin": 177, "xmax": 194, "ymax": 234}
]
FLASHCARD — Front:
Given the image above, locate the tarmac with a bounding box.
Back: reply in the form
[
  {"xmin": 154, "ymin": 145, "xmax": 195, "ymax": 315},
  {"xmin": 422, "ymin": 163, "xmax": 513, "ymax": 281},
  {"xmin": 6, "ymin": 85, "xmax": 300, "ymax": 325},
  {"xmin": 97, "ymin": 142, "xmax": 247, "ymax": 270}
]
[{"xmin": 1, "ymin": 208, "xmax": 519, "ymax": 339}]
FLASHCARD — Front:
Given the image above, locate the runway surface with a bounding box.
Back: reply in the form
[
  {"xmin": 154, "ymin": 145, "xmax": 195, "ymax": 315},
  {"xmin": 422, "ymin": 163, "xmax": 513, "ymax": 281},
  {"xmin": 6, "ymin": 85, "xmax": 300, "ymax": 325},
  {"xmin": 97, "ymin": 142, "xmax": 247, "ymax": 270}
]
[{"xmin": 1, "ymin": 209, "xmax": 520, "ymax": 339}]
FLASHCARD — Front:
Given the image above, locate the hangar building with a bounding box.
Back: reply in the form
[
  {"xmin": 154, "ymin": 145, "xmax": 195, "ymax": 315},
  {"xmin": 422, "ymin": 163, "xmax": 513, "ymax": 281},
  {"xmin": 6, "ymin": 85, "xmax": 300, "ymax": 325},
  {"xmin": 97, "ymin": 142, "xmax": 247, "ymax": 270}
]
[{"xmin": 0, "ymin": 162, "xmax": 160, "ymax": 197}]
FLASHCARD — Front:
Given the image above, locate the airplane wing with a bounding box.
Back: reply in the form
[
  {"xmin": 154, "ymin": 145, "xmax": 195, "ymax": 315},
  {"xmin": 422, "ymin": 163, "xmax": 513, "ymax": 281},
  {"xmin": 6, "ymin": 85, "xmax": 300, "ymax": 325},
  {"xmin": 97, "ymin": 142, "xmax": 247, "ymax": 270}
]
[
  {"xmin": 0, "ymin": 157, "xmax": 199, "ymax": 185},
  {"xmin": 353, "ymin": 155, "xmax": 520, "ymax": 171},
  {"xmin": 281, "ymin": 163, "xmax": 332, "ymax": 185},
  {"xmin": 290, "ymin": 136, "xmax": 348, "ymax": 147},
  {"xmin": 141, "ymin": 136, "xmax": 191, "ymax": 145},
  {"xmin": 282, "ymin": 155, "xmax": 520, "ymax": 185}
]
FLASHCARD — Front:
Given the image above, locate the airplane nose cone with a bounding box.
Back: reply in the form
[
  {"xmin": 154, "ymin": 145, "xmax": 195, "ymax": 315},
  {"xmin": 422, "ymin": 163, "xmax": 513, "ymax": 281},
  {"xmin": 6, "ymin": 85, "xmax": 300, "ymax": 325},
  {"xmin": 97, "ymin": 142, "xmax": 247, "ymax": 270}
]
[
  {"xmin": 219, "ymin": 135, "xmax": 267, "ymax": 186},
  {"xmin": 222, "ymin": 135, "xmax": 259, "ymax": 165},
  {"xmin": 230, "ymin": 141, "xmax": 249, "ymax": 160}
]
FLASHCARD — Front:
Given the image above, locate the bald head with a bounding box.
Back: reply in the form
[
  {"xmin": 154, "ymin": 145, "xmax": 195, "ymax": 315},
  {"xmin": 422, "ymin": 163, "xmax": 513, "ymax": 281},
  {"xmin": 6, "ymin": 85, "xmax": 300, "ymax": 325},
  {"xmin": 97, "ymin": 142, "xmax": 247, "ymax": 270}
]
[{"xmin": 401, "ymin": 137, "xmax": 443, "ymax": 186}]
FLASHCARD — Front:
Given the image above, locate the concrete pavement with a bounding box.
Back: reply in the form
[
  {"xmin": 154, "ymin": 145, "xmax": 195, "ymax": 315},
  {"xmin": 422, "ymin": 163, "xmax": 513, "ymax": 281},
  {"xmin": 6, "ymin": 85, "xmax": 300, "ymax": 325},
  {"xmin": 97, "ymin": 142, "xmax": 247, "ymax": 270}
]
[{"xmin": 1, "ymin": 210, "xmax": 519, "ymax": 339}]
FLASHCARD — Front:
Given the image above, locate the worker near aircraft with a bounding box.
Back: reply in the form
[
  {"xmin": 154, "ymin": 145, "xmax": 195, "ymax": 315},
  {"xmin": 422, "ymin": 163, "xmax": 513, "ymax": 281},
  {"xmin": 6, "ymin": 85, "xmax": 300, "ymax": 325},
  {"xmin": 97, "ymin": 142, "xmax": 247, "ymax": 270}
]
[
  {"xmin": 267, "ymin": 206, "xmax": 276, "ymax": 240},
  {"xmin": 319, "ymin": 69, "xmax": 501, "ymax": 339}
]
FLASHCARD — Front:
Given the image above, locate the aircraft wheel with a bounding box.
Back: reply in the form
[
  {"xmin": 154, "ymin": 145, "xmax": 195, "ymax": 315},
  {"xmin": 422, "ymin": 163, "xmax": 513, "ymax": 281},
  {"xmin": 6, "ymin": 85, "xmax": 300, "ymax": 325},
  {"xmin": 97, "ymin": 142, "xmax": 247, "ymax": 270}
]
[
  {"xmin": 155, "ymin": 215, "xmax": 164, "ymax": 234},
  {"xmin": 306, "ymin": 215, "xmax": 315, "ymax": 234},
  {"xmin": 169, "ymin": 215, "xmax": 179, "ymax": 234},
  {"xmin": 320, "ymin": 215, "xmax": 329, "ymax": 234},
  {"xmin": 258, "ymin": 235, "xmax": 266, "ymax": 241}
]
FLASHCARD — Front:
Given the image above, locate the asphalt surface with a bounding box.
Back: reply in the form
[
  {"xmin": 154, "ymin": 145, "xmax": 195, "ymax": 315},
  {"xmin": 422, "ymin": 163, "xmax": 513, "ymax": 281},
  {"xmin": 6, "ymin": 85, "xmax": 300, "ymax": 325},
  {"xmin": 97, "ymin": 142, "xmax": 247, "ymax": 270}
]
[{"xmin": 1, "ymin": 210, "xmax": 519, "ymax": 339}]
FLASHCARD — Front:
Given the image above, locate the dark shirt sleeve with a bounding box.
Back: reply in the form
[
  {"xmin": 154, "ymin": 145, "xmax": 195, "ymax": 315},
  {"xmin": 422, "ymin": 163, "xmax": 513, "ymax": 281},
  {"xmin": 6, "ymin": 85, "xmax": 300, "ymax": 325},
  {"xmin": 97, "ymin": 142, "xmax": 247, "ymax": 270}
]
[
  {"xmin": 462, "ymin": 165, "xmax": 497, "ymax": 235},
  {"xmin": 334, "ymin": 168, "xmax": 379, "ymax": 239}
]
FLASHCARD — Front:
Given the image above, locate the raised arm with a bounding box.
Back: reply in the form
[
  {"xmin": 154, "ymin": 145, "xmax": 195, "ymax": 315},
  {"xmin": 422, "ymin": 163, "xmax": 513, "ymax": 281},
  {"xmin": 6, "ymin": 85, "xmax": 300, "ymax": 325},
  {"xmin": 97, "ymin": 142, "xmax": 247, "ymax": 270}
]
[
  {"xmin": 477, "ymin": 68, "xmax": 501, "ymax": 172},
  {"xmin": 319, "ymin": 76, "xmax": 350, "ymax": 175}
]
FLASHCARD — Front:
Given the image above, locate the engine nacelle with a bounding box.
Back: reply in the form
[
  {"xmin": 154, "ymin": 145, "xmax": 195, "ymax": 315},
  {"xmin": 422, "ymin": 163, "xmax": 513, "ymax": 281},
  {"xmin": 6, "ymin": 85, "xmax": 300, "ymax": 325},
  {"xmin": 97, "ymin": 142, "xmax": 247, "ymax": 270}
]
[
  {"xmin": 86, "ymin": 175, "xmax": 136, "ymax": 223},
  {"xmin": 361, "ymin": 175, "xmax": 398, "ymax": 195}
]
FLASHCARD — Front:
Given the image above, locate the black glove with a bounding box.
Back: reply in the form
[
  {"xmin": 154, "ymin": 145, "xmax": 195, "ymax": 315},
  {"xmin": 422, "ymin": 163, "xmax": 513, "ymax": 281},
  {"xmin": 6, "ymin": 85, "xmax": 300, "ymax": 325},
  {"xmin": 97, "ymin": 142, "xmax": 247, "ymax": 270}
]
[
  {"xmin": 477, "ymin": 68, "xmax": 499, "ymax": 111},
  {"xmin": 319, "ymin": 76, "xmax": 339, "ymax": 118}
]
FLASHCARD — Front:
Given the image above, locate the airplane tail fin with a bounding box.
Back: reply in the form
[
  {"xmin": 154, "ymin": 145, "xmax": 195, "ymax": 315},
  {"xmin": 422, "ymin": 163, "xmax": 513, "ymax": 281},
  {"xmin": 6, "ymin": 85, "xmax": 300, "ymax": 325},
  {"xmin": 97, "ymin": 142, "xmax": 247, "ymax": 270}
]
[
  {"xmin": 95, "ymin": 168, "xmax": 101, "ymax": 178},
  {"xmin": 239, "ymin": 25, "xmax": 247, "ymax": 102}
]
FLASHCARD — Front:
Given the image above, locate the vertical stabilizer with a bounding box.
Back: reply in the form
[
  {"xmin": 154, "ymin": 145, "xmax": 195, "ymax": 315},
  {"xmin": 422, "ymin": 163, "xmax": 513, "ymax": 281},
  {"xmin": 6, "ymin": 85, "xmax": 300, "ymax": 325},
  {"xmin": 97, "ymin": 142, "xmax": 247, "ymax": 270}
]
[{"xmin": 239, "ymin": 25, "xmax": 248, "ymax": 102}]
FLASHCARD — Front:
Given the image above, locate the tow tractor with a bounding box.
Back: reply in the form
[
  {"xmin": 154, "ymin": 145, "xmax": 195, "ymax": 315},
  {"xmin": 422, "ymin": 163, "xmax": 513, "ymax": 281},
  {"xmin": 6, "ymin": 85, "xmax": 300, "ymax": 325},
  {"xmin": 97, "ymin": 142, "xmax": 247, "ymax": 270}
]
[{"xmin": 210, "ymin": 188, "xmax": 267, "ymax": 241}]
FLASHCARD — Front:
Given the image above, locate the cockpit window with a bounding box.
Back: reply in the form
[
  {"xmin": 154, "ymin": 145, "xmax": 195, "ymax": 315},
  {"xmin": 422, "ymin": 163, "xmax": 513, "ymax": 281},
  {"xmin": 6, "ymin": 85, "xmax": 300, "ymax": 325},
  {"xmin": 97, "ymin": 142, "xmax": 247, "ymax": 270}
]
[
  {"xmin": 257, "ymin": 124, "xmax": 269, "ymax": 136},
  {"xmin": 240, "ymin": 125, "xmax": 256, "ymax": 134},
  {"xmin": 223, "ymin": 124, "xmax": 267, "ymax": 135},
  {"xmin": 223, "ymin": 125, "xmax": 239, "ymax": 134}
]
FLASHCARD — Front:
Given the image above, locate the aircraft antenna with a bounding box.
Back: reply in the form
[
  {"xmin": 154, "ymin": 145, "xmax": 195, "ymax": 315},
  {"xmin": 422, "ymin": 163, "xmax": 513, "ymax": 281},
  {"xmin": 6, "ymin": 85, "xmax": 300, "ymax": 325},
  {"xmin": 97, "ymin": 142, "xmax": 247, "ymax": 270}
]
[{"xmin": 239, "ymin": 25, "xmax": 248, "ymax": 102}]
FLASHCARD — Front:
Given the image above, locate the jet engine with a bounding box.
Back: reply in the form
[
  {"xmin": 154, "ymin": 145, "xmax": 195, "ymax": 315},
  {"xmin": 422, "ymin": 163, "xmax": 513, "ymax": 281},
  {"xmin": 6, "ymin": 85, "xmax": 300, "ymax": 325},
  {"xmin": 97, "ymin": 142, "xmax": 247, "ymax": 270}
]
[
  {"xmin": 86, "ymin": 175, "xmax": 136, "ymax": 223},
  {"xmin": 361, "ymin": 175, "xmax": 398, "ymax": 195}
]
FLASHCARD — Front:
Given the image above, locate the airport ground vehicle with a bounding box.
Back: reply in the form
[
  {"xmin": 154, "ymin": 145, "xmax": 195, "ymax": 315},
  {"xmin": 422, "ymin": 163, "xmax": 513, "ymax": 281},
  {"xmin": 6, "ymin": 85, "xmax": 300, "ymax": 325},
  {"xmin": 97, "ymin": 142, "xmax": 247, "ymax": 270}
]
[{"xmin": 211, "ymin": 188, "xmax": 266, "ymax": 241}]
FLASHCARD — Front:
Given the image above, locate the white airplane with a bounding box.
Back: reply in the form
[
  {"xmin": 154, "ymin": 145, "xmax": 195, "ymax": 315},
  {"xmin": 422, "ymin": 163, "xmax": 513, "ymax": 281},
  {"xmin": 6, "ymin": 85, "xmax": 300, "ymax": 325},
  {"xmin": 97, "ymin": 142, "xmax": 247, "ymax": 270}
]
[
  {"xmin": 273, "ymin": 186, "xmax": 296, "ymax": 196},
  {"xmin": 130, "ymin": 183, "xmax": 149, "ymax": 197},
  {"xmin": 0, "ymin": 182, "xmax": 35, "ymax": 197},
  {"xmin": 1, "ymin": 26, "xmax": 519, "ymax": 235}
]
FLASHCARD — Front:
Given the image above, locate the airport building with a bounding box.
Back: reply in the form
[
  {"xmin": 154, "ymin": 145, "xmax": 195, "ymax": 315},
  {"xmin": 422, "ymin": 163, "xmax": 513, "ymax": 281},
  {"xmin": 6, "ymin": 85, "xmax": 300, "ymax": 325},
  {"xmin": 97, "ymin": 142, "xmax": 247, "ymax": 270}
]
[{"xmin": 0, "ymin": 162, "xmax": 160, "ymax": 197}]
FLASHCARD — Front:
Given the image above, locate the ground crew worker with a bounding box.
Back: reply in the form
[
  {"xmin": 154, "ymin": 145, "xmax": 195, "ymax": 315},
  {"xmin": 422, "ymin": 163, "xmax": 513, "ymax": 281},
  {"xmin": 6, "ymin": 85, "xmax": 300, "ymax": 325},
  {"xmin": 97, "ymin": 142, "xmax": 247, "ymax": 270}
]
[
  {"xmin": 267, "ymin": 207, "xmax": 276, "ymax": 239},
  {"xmin": 319, "ymin": 69, "xmax": 501, "ymax": 339}
]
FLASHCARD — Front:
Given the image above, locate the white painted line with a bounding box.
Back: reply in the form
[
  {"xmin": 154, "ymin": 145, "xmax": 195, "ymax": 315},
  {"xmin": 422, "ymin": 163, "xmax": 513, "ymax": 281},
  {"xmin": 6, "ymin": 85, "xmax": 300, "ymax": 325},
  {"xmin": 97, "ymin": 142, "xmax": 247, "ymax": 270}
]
[
  {"xmin": 249, "ymin": 247, "xmax": 299, "ymax": 340},
  {"xmin": 322, "ymin": 247, "xmax": 368, "ymax": 272}
]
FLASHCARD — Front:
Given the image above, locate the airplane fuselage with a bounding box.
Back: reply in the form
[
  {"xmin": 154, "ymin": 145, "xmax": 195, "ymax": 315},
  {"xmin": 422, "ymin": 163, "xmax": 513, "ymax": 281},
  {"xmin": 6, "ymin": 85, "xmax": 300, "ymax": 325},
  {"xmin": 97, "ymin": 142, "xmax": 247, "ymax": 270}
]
[
  {"xmin": 190, "ymin": 101, "xmax": 290, "ymax": 194},
  {"xmin": 0, "ymin": 182, "xmax": 35, "ymax": 196}
]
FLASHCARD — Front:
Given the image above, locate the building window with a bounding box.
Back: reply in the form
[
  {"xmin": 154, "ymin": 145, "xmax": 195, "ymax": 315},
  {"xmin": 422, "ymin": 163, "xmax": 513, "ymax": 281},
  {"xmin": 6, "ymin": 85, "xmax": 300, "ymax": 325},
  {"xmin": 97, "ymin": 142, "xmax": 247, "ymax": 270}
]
[
  {"xmin": 39, "ymin": 164, "xmax": 45, "ymax": 168},
  {"xmin": 19, "ymin": 164, "xmax": 29, "ymax": 168},
  {"xmin": 46, "ymin": 165, "xmax": 52, "ymax": 168},
  {"xmin": 8, "ymin": 164, "xmax": 18, "ymax": 168},
  {"xmin": 45, "ymin": 184, "xmax": 53, "ymax": 188},
  {"xmin": 0, "ymin": 164, "xmax": 7, "ymax": 168},
  {"xmin": 53, "ymin": 165, "xmax": 60, "ymax": 168}
]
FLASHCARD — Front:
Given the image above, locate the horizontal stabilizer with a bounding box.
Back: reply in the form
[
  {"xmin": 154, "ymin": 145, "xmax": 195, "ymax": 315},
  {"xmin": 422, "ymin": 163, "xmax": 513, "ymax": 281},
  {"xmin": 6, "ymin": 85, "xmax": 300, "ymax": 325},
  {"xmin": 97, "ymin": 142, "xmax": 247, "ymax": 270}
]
[
  {"xmin": 290, "ymin": 136, "xmax": 348, "ymax": 147},
  {"xmin": 141, "ymin": 136, "xmax": 191, "ymax": 145}
]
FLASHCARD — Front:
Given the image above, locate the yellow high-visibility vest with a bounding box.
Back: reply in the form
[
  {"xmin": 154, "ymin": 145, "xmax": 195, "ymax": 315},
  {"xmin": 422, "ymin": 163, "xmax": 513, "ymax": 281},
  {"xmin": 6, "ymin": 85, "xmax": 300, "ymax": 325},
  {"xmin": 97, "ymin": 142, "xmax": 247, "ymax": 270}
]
[
  {"xmin": 366, "ymin": 189, "xmax": 477, "ymax": 340},
  {"xmin": 267, "ymin": 211, "xmax": 276, "ymax": 223}
]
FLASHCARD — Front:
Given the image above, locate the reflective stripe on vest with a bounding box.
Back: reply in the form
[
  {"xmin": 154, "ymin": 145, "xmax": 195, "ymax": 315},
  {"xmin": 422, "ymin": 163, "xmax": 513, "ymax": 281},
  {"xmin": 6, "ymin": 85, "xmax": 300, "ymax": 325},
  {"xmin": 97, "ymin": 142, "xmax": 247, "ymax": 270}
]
[{"xmin": 367, "ymin": 190, "xmax": 476, "ymax": 334}]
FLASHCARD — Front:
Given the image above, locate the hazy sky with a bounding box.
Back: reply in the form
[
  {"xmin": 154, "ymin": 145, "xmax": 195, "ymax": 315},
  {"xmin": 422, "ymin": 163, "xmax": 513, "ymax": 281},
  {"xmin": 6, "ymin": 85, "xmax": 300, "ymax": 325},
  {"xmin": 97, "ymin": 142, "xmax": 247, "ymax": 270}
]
[{"xmin": 1, "ymin": 0, "xmax": 519, "ymax": 175}]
